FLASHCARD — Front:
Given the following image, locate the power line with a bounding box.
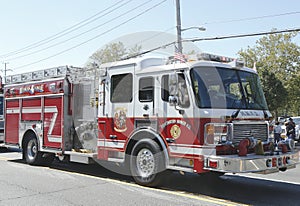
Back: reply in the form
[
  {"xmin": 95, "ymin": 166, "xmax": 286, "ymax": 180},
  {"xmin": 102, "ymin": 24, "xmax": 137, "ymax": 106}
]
[
  {"xmin": 6, "ymin": 0, "xmax": 155, "ymax": 62},
  {"xmin": 125, "ymin": 26, "xmax": 175, "ymax": 49},
  {"xmin": 15, "ymin": 26, "xmax": 298, "ymax": 69},
  {"xmin": 203, "ymin": 11, "xmax": 300, "ymax": 25},
  {"xmin": 0, "ymin": 0, "xmax": 132, "ymax": 59},
  {"xmin": 2, "ymin": 5, "xmax": 299, "ymax": 60},
  {"xmin": 123, "ymin": 41, "xmax": 176, "ymax": 59},
  {"xmin": 126, "ymin": 28, "xmax": 300, "ymax": 58},
  {"xmin": 184, "ymin": 28, "xmax": 300, "ymax": 42},
  {"xmin": 13, "ymin": 0, "xmax": 167, "ymax": 70}
]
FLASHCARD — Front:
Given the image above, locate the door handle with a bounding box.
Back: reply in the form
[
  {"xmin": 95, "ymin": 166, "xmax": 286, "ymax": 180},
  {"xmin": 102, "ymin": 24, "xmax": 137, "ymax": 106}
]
[
  {"xmin": 109, "ymin": 135, "xmax": 117, "ymax": 139},
  {"xmin": 143, "ymin": 114, "xmax": 149, "ymax": 118},
  {"xmin": 166, "ymin": 138, "xmax": 175, "ymax": 143}
]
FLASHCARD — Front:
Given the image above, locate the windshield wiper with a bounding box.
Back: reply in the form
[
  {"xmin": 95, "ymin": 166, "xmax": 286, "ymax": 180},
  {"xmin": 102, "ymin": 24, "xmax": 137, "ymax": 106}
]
[{"xmin": 231, "ymin": 109, "xmax": 240, "ymax": 119}]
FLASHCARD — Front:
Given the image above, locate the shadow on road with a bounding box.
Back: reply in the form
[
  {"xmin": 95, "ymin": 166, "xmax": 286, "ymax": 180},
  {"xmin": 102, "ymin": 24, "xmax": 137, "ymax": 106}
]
[
  {"xmin": 7, "ymin": 156, "xmax": 300, "ymax": 206},
  {"xmin": 161, "ymin": 172, "xmax": 300, "ymax": 205}
]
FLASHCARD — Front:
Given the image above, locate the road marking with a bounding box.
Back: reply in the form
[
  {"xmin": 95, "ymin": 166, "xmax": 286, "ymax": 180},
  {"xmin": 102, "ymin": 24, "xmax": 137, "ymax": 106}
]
[
  {"xmin": 0, "ymin": 156, "xmax": 9, "ymax": 161},
  {"xmin": 49, "ymin": 167, "xmax": 247, "ymax": 206},
  {"xmin": 0, "ymin": 155, "xmax": 247, "ymax": 205},
  {"xmin": 228, "ymin": 173, "xmax": 300, "ymax": 186},
  {"xmin": 0, "ymin": 152, "xmax": 23, "ymax": 161}
]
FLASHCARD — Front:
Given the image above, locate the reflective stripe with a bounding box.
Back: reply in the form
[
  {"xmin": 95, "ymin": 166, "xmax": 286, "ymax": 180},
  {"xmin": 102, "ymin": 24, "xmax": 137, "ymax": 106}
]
[
  {"xmin": 48, "ymin": 135, "xmax": 62, "ymax": 143},
  {"xmin": 6, "ymin": 106, "xmax": 60, "ymax": 143},
  {"xmin": 6, "ymin": 106, "xmax": 57, "ymax": 114},
  {"xmin": 169, "ymin": 145, "xmax": 216, "ymax": 156},
  {"xmin": 98, "ymin": 140, "xmax": 125, "ymax": 149}
]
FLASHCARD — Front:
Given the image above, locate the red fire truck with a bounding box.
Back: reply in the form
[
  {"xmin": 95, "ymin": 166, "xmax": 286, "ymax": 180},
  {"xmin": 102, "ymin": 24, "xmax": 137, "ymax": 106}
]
[
  {"xmin": 3, "ymin": 54, "xmax": 299, "ymax": 186},
  {"xmin": 0, "ymin": 76, "xmax": 4, "ymax": 142}
]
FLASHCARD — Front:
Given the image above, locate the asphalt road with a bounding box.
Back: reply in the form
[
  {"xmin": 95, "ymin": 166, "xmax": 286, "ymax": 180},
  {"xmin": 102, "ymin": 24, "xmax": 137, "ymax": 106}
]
[{"xmin": 0, "ymin": 147, "xmax": 300, "ymax": 206}]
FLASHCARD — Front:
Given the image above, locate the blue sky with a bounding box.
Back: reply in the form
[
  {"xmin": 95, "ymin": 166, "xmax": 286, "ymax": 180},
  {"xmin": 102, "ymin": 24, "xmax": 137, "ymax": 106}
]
[{"xmin": 0, "ymin": 0, "xmax": 299, "ymax": 75}]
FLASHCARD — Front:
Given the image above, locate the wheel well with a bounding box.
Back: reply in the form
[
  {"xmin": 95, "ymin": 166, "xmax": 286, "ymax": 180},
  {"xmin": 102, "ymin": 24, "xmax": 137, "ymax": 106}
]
[
  {"xmin": 125, "ymin": 130, "xmax": 168, "ymax": 164},
  {"xmin": 22, "ymin": 130, "xmax": 37, "ymax": 150}
]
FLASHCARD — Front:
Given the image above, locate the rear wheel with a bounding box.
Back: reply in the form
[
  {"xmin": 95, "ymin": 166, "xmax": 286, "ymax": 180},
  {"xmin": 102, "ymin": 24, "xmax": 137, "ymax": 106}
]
[
  {"xmin": 24, "ymin": 135, "xmax": 54, "ymax": 166},
  {"xmin": 24, "ymin": 135, "xmax": 43, "ymax": 165},
  {"xmin": 130, "ymin": 139, "xmax": 165, "ymax": 187}
]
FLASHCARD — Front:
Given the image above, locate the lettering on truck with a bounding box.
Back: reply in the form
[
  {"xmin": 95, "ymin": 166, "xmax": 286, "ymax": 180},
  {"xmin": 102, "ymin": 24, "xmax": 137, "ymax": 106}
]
[{"xmin": 2, "ymin": 55, "xmax": 298, "ymax": 187}]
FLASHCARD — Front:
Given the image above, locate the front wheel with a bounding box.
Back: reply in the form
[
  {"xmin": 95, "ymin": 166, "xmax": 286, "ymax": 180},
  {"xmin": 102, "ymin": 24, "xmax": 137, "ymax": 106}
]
[{"xmin": 130, "ymin": 139, "xmax": 165, "ymax": 187}]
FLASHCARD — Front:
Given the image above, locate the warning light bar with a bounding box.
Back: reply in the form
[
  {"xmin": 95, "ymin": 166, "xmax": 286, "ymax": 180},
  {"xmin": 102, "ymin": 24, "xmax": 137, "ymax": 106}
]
[
  {"xmin": 197, "ymin": 53, "xmax": 245, "ymax": 69},
  {"xmin": 197, "ymin": 53, "xmax": 235, "ymax": 63},
  {"xmin": 167, "ymin": 52, "xmax": 237, "ymax": 64}
]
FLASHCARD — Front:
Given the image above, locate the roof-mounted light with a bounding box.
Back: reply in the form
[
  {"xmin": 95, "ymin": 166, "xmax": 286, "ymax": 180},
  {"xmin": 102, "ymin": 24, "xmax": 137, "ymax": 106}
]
[
  {"xmin": 228, "ymin": 59, "xmax": 244, "ymax": 69},
  {"xmin": 196, "ymin": 53, "xmax": 235, "ymax": 63}
]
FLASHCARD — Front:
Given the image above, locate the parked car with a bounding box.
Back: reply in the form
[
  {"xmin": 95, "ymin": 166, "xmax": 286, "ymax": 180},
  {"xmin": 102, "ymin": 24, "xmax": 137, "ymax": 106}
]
[
  {"xmin": 279, "ymin": 117, "xmax": 300, "ymax": 141},
  {"xmin": 271, "ymin": 116, "xmax": 300, "ymax": 141}
]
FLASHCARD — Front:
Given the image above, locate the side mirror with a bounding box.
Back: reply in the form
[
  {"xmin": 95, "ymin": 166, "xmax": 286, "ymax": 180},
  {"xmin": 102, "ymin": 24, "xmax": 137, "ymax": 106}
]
[
  {"xmin": 168, "ymin": 95, "xmax": 178, "ymax": 106},
  {"xmin": 168, "ymin": 73, "xmax": 185, "ymax": 115},
  {"xmin": 169, "ymin": 73, "xmax": 178, "ymax": 96},
  {"xmin": 99, "ymin": 68, "xmax": 107, "ymax": 77}
]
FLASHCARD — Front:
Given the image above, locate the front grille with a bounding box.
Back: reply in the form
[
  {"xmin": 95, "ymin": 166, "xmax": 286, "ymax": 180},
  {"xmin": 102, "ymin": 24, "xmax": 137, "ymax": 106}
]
[{"xmin": 232, "ymin": 123, "xmax": 268, "ymax": 145}]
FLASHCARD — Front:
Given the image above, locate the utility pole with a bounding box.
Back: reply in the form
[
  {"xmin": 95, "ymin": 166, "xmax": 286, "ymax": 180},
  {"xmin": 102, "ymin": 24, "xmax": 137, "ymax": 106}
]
[
  {"xmin": 175, "ymin": 0, "xmax": 183, "ymax": 54},
  {"xmin": 175, "ymin": 0, "xmax": 206, "ymax": 55},
  {"xmin": 2, "ymin": 62, "xmax": 9, "ymax": 84}
]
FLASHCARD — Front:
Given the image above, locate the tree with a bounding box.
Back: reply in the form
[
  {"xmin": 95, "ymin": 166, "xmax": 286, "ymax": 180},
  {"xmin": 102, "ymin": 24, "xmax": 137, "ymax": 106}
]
[
  {"xmin": 260, "ymin": 69, "xmax": 287, "ymax": 117},
  {"xmin": 87, "ymin": 42, "xmax": 142, "ymax": 66},
  {"xmin": 287, "ymin": 71, "xmax": 300, "ymax": 115},
  {"xmin": 238, "ymin": 31, "xmax": 300, "ymax": 117}
]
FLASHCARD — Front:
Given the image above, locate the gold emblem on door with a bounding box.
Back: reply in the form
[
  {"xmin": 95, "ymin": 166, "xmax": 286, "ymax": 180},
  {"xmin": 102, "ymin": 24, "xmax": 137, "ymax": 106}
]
[{"xmin": 170, "ymin": 124, "xmax": 181, "ymax": 139}]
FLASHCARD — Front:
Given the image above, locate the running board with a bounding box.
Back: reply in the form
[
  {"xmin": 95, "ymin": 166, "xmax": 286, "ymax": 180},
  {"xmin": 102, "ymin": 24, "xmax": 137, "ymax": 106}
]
[{"xmin": 64, "ymin": 151, "xmax": 97, "ymax": 164}]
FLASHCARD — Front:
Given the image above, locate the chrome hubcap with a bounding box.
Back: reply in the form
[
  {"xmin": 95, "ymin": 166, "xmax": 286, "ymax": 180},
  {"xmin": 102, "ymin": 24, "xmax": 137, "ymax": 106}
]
[
  {"xmin": 136, "ymin": 148, "xmax": 155, "ymax": 177},
  {"xmin": 27, "ymin": 139, "xmax": 37, "ymax": 161}
]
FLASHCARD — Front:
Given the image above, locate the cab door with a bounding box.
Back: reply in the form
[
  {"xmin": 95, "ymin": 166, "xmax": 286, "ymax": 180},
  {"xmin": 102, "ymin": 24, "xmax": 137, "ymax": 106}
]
[
  {"xmin": 106, "ymin": 66, "xmax": 134, "ymax": 142},
  {"xmin": 158, "ymin": 72, "xmax": 196, "ymax": 146},
  {"xmin": 133, "ymin": 75, "xmax": 158, "ymax": 130}
]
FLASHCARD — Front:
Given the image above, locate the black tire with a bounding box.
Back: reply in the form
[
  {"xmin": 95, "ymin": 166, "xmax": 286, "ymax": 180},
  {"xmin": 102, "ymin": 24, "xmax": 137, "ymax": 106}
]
[
  {"xmin": 24, "ymin": 135, "xmax": 55, "ymax": 166},
  {"xmin": 24, "ymin": 135, "xmax": 43, "ymax": 165},
  {"xmin": 130, "ymin": 139, "xmax": 165, "ymax": 187}
]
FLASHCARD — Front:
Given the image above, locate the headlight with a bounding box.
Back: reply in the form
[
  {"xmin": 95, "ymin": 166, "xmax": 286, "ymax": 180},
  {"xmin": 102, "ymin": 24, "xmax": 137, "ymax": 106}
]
[{"xmin": 205, "ymin": 123, "xmax": 232, "ymax": 145}]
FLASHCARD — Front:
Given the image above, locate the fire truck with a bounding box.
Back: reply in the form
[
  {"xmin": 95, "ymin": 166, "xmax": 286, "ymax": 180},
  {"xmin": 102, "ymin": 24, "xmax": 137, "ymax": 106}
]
[
  {"xmin": 3, "ymin": 54, "xmax": 299, "ymax": 186},
  {"xmin": 0, "ymin": 76, "xmax": 4, "ymax": 142}
]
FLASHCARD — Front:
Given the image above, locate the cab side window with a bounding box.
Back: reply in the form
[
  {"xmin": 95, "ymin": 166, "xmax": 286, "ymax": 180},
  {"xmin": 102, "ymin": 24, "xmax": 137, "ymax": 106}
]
[
  {"xmin": 161, "ymin": 74, "xmax": 190, "ymax": 108},
  {"xmin": 111, "ymin": 73, "xmax": 133, "ymax": 103},
  {"xmin": 139, "ymin": 77, "xmax": 154, "ymax": 102},
  {"xmin": 177, "ymin": 73, "xmax": 190, "ymax": 108},
  {"xmin": 161, "ymin": 75, "xmax": 169, "ymax": 102}
]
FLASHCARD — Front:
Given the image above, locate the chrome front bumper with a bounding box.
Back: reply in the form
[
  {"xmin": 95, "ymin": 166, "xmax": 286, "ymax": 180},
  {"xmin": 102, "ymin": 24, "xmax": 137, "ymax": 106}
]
[{"xmin": 204, "ymin": 150, "xmax": 299, "ymax": 174}]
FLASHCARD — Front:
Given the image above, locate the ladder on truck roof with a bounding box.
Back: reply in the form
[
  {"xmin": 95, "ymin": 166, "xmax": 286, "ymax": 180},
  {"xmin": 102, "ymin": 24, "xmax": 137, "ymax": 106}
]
[{"xmin": 5, "ymin": 66, "xmax": 85, "ymax": 84}]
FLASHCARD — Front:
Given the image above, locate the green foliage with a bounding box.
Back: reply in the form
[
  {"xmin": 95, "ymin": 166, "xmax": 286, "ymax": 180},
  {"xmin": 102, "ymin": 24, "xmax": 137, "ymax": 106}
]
[
  {"xmin": 88, "ymin": 42, "xmax": 142, "ymax": 65},
  {"xmin": 287, "ymin": 71, "xmax": 300, "ymax": 115},
  {"xmin": 238, "ymin": 31, "xmax": 300, "ymax": 117},
  {"xmin": 260, "ymin": 69, "xmax": 287, "ymax": 117}
]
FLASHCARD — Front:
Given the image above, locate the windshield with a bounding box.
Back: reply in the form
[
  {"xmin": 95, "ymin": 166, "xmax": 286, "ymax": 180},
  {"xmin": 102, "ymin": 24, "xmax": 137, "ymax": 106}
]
[{"xmin": 190, "ymin": 67, "xmax": 268, "ymax": 110}]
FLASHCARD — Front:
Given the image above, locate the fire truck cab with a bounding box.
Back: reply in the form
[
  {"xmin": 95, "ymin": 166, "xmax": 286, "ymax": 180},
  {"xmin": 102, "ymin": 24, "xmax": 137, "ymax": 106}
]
[{"xmin": 3, "ymin": 54, "xmax": 299, "ymax": 186}]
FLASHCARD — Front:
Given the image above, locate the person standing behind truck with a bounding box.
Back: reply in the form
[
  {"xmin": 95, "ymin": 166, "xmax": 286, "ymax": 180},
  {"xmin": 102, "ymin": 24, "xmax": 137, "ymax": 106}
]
[
  {"xmin": 274, "ymin": 121, "xmax": 282, "ymax": 144},
  {"xmin": 286, "ymin": 118, "xmax": 296, "ymax": 140}
]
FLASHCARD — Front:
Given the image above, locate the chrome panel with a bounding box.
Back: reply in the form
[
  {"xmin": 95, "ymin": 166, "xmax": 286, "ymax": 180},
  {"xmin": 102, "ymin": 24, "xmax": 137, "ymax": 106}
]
[
  {"xmin": 233, "ymin": 122, "xmax": 268, "ymax": 145},
  {"xmin": 204, "ymin": 151, "xmax": 299, "ymax": 173}
]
